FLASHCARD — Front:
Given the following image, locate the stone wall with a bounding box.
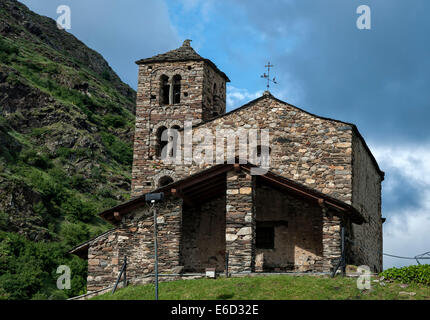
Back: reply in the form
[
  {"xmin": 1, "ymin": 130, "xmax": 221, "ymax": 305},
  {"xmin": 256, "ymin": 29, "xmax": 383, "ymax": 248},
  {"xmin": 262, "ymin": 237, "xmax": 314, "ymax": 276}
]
[
  {"xmin": 225, "ymin": 170, "xmax": 255, "ymax": 273},
  {"xmin": 135, "ymin": 95, "xmax": 356, "ymax": 204},
  {"xmin": 255, "ymin": 184, "xmax": 324, "ymax": 272},
  {"xmin": 87, "ymin": 230, "xmax": 119, "ymax": 291},
  {"xmin": 117, "ymin": 196, "xmax": 183, "ymax": 282},
  {"xmin": 132, "ymin": 59, "xmax": 227, "ymax": 196},
  {"xmin": 202, "ymin": 63, "xmax": 226, "ymax": 119},
  {"xmin": 181, "ymin": 196, "xmax": 226, "ymax": 272},
  {"xmin": 322, "ymin": 212, "xmax": 342, "ymax": 272},
  {"xmin": 350, "ymin": 132, "xmax": 383, "ymax": 272}
]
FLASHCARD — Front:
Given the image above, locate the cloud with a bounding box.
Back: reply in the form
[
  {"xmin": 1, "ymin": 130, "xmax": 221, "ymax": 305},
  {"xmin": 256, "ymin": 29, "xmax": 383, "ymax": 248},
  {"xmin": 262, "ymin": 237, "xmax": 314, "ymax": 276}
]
[
  {"xmin": 230, "ymin": 0, "xmax": 430, "ymax": 143},
  {"xmin": 371, "ymin": 143, "xmax": 430, "ymax": 268},
  {"xmin": 226, "ymin": 86, "xmax": 263, "ymax": 111}
]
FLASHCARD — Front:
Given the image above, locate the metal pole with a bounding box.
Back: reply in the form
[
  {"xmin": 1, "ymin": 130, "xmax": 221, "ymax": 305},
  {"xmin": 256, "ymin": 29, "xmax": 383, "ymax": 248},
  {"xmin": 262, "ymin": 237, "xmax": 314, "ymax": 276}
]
[
  {"xmin": 225, "ymin": 251, "xmax": 229, "ymax": 278},
  {"xmin": 153, "ymin": 201, "xmax": 159, "ymax": 300},
  {"xmin": 123, "ymin": 256, "xmax": 127, "ymax": 288},
  {"xmin": 341, "ymin": 227, "xmax": 346, "ymax": 277}
]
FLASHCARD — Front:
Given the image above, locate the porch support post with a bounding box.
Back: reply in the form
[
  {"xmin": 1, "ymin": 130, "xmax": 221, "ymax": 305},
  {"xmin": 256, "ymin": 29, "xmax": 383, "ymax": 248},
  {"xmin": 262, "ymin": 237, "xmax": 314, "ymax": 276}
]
[
  {"xmin": 322, "ymin": 208, "xmax": 342, "ymax": 273},
  {"xmin": 225, "ymin": 170, "xmax": 255, "ymax": 273}
]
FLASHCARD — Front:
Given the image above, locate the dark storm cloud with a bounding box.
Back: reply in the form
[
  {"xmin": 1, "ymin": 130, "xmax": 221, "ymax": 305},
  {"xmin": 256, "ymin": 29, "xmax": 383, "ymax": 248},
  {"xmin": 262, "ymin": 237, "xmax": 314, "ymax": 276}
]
[{"xmin": 234, "ymin": 0, "xmax": 430, "ymax": 143}]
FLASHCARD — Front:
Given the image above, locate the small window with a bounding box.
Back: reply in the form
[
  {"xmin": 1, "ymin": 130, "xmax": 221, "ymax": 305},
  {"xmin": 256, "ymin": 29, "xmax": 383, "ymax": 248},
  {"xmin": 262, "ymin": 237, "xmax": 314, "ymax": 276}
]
[
  {"xmin": 256, "ymin": 227, "xmax": 274, "ymax": 249},
  {"xmin": 173, "ymin": 75, "xmax": 181, "ymax": 104},
  {"xmin": 160, "ymin": 75, "xmax": 170, "ymax": 105}
]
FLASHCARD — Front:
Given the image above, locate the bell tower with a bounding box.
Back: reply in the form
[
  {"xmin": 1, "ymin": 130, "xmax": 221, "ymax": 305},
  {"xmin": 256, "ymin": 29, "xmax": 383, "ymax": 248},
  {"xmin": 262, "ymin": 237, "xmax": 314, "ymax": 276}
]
[{"xmin": 131, "ymin": 40, "xmax": 230, "ymax": 197}]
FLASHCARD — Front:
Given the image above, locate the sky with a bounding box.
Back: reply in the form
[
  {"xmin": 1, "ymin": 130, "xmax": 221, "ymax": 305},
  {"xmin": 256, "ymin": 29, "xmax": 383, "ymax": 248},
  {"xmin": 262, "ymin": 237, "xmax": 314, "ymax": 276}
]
[{"xmin": 19, "ymin": 0, "xmax": 430, "ymax": 269}]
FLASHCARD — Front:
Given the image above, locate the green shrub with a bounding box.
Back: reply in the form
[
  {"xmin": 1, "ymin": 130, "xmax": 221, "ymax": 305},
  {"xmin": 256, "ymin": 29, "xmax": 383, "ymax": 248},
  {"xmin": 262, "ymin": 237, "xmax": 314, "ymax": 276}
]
[
  {"xmin": 59, "ymin": 222, "xmax": 90, "ymax": 248},
  {"xmin": 0, "ymin": 231, "xmax": 88, "ymax": 300},
  {"xmin": 380, "ymin": 264, "xmax": 430, "ymax": 286},
  {"xmin": 101, "ymin": 69, "xmax": 111, "ymax": 81},
  {"xmin": 0, "ymin": 212, "xmax": 8, "ymax": 230},
  {"xmin": 103, "ymin": 114, "xmax": 126, "ymax": 128},
  {"xmin": 20, "ymin": 150, "xmax": 53, "ymax": 170},
  {"xmin": 59, "ymin": 194, "xmax": 96, "ymax": 222},
  {"xmin": 100, "ymin": 131, "xmax": 133, "ymax": 166},
  {"xmin": 0, "ymin": 37, "xmax": 19, "ymax": 63}
]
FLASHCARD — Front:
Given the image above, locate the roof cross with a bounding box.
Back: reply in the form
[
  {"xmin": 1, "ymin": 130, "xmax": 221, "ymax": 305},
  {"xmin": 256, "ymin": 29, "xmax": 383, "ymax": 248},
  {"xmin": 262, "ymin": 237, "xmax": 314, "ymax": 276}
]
[{"xmin": 260, "ymin": 62, "xmax": 277, "ymax": 91}]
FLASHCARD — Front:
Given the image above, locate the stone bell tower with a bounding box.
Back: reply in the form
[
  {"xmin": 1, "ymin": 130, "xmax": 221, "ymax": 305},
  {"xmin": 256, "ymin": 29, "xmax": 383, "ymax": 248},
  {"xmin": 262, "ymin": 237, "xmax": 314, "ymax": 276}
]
[{"xmin": 131, "ymin": 40, "xmax": 230, "ymax": 197}]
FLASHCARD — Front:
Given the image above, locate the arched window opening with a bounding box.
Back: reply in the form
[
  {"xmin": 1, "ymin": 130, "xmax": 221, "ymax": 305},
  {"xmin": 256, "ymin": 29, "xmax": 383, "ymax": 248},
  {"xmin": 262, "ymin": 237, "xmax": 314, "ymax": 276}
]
[
  {"xmin": 160, "ymin": 75, "xmax": 170, "ymax": 105},
  {"xmin": 173, "ymin": 75, "xmax": 182, "ymax": 104},
  {"xmin": 156, "ymin": 126, "xmax": 168, "ymax": 158},
  {"xmin": 169, "ymin": 125, "xmax": 181, "ymax": 158},
  {"xmin": 159, "ymin": 176, "xmax": 174, "ymax": 187}
]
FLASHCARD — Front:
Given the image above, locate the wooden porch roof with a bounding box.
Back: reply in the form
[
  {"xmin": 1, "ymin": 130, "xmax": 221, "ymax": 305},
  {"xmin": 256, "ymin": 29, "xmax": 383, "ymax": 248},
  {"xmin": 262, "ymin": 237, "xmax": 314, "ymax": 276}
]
[{"xmin": 99, "ymin": 163, "xmax": 365, "ymax": 225}]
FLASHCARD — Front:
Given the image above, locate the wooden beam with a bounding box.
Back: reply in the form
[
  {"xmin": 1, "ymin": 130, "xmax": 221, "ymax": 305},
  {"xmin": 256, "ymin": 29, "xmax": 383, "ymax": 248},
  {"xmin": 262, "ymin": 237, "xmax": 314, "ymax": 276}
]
[{"xmin": 174, "ymin": 165, "xmax": 232, "ymax": 191}]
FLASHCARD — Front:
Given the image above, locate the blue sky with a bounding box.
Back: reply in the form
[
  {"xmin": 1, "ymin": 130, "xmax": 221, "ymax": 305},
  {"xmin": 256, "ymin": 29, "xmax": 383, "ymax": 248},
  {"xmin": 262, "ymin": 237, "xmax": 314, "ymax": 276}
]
[{"xmin": 20, "ymin": 0, "xmax": 430, "ymax": 269}]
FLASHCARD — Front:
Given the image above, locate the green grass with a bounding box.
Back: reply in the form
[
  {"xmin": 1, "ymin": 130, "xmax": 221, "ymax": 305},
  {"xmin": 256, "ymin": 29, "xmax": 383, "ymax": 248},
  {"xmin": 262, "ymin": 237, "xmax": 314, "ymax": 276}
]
[{"xmin": 92, "ymin": 275, "xmax": 430, "ymax": 300}]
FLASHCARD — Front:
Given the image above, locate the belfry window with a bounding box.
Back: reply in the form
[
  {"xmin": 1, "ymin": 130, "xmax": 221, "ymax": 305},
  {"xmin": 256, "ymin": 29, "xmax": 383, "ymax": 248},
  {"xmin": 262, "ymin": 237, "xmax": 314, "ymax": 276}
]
[
  {"xmin": 160, "ymin": 75, "xmax": 170, "ymax": 105},
  {"xmin": 173, "ymin": 75, "xmax": 181, "ymax": 104}
]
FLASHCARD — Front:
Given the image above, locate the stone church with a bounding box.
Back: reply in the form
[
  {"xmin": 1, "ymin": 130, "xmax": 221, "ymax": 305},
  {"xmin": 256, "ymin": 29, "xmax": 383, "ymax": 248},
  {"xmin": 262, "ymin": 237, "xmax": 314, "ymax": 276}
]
[{"xmin": 70, "ymin": 40, "xmax": 385, "ymax": 292}]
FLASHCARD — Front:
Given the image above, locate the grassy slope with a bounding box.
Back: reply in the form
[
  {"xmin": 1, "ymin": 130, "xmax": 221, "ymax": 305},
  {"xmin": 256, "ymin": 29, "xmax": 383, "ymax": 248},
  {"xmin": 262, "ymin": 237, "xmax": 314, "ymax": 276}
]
[
  {"xmin": 92, "ymin": 276, "xmax": 430, "ymax": 300},
  {"xmin": 0, "ymin": 0, "xmax": 136, "ymax": 299}
]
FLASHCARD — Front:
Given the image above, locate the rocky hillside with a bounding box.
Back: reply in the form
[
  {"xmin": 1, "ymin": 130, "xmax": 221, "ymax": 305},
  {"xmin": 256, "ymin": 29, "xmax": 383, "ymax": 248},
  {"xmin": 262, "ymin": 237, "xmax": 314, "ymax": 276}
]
[{"xmin": 0, "ymin": 0, "xmax": 136, "ymax": 299}]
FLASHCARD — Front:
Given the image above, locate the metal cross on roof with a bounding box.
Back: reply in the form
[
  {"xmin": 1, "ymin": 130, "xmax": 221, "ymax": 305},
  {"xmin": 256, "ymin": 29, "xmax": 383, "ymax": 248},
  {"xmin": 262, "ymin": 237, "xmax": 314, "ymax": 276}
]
[{"xmin": 260, "ymin": 62, "xmax": 278, "ymax": 91}]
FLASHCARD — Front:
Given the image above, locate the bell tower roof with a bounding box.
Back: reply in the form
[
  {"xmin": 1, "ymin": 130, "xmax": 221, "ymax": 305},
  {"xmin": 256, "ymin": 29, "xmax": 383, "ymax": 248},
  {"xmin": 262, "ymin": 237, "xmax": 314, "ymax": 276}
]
[{"xmin": 135, "ymin": 40, "xmax": 230, "ymax": 82}]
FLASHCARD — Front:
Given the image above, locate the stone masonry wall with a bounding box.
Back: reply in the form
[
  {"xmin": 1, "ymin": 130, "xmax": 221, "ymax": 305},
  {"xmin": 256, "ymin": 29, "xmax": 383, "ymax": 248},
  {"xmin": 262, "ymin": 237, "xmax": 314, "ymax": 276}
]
[
  {"xmin": 132, "ymin": 60, "xmax": 227, "ymax": 196},
  {"xmin": 181, "ymin": 196, "xmax": 226, "ymax": 272},
  {"xmin": 322, "ymin": 211, "xmax": 342, "ymax": 272},
  {"xmin": 225, "ymin": 170, "xmax": 255, "ymax": 273},
  {"xmin": 137, "ymin": 95, "xmax": 355, "ymax": 205},
  {"xmin": 202, "ymin": 63, "xmax": 226, "ymax": 120},
  {"xmin": 118, "ymin": 197, "xmax": 183, "ymax": 282},
  {"xmin": 351, "ymin": 132, "xmax": 383, "ymax": 272},
  {"xmin": 87, "ymin": 230, "xmax": 119, "ymax": 291},
  {"xmin": 255, "ymin": 185, "xmax": 324, "ymax": 272}
]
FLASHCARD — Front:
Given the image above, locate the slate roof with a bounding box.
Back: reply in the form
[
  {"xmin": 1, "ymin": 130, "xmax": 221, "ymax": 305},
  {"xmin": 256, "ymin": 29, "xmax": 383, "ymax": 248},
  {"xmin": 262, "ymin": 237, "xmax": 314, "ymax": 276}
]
[{"xmin": 135, "ymin": 40, "xmax": 230, "ymax": 82}]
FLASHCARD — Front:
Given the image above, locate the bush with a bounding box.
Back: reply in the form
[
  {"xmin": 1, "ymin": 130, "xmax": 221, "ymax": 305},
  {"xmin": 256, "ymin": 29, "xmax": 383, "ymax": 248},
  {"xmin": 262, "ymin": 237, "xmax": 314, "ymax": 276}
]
[
  {"xmin": 380, "ymin": 264, "xmax": 430, "ymax": 286},
  {"xmin": 0, "ymin": 212, "xmax": 8, "ymax": 230},
  {"xmin": 101, "ymin": 70, "xmax": 111, "ymax": 81},
  {"xmin": 0, "ymin": 231, "xmax": 88, "ymax": 300},
  {"xmin": 100, "ymin": 131, "xmax": 133, "ymax": 166},
  {"xmin": 20, "ymin": 150, "xmax": 53, "ymax": 170},
  {"xmin": 59, "ymin": 222, "xmax": 90, "ymax": 248},
  {"xmin": 103, "ymin": 114, "xmax": 126, "ymax": 128},
  {"xmin": 0, "ymin": 37, "xmax": 19, "ymax": 63}
]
